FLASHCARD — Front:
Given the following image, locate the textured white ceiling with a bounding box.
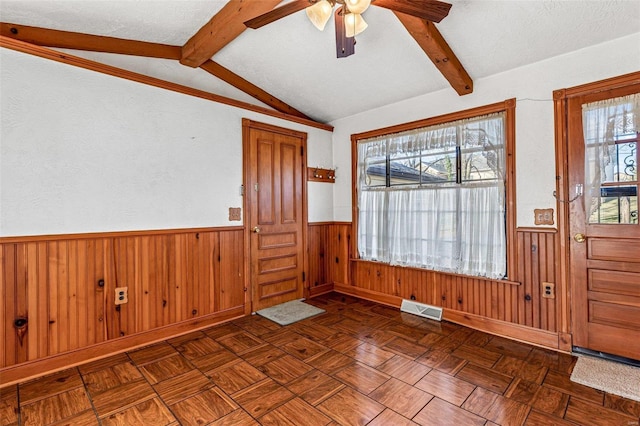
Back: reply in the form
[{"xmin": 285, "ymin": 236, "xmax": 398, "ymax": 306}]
[{"xmin": 1, "ymin": 0, "xmax": 639, "ymax": 123}]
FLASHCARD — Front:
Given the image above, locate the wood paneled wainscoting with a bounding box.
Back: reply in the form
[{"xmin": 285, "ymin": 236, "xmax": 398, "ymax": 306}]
[
  {"xmin": 0, "ymin": 227, "xmax": 246, "ymax": 386},
  {"xmin": 307, "ymin": 222, "xmax": 352, "ymax": 297},
  {"xmin": 321, "ymin": 226, "xmax": 570, "ymax": 353}
]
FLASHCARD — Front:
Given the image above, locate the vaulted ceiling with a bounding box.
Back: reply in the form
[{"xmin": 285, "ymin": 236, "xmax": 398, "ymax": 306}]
[{"xmin": 1, "ymin": 1, "xmax": 639, "ymax": 124}]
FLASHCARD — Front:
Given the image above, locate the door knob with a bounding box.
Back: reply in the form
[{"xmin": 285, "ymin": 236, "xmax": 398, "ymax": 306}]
[
  {"xmin": 252, "ymin": 226, "xmax": 261, "ymax": 233},
  {"xmin": 574, "ymin": 233, "xmax": 586, "ymax": 243}
]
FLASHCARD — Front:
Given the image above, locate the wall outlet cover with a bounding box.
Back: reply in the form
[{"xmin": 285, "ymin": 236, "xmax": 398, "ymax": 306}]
[{"xmin": 115, "ymin": 287, "xmax": 128, "ymax": 305}]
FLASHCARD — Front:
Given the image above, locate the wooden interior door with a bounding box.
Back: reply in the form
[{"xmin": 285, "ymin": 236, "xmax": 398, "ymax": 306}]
[
  {"xmin": 244, "ymin": 120, "xmax": 306, "ymax": 312},
  {"xmin": 567, "ymin": 82, "xmax": 640, "ymax": 361}
]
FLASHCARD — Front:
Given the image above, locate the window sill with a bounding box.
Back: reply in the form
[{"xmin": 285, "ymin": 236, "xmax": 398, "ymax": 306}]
[{"xmin": 350, "ymin": 258, "xmax": 522, "ymax": 286}]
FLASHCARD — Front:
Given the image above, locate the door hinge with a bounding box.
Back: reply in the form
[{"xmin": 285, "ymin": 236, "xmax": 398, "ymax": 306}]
[
  {"xmin": 254, "ymin": 183, "xmax": 259, "ymax": 192},
  {"xmin": 302, "ymin": 271, "xmax": 306, "ymax": 282}
]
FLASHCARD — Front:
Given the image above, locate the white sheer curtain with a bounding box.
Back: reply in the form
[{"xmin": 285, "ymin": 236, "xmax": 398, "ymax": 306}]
[
  {"xmin": 357, "ymin": 113, "xmax": 506, "ymax": 279},
  {"xmin": 582, "ymin": 93, "xmax": 640, "ymax": 222}
]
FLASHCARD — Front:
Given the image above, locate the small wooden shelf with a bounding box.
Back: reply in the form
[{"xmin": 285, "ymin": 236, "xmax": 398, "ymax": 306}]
[{"xmin": 307, "ymin": 167, "xmax": 336, "ymax": 183}]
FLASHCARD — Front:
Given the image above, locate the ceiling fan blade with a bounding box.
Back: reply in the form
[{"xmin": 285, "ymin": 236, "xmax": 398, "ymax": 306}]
[
  {"xmin": 372, "ymin": 0, "xmax": 452, "ymax": 23},
  {"xmin": 244, "ymin": 0, "xmax": 313, "ymax": 29},
  {"xmin": 335, "ymin": 7, "xmax": 355, "ymax": 58}
]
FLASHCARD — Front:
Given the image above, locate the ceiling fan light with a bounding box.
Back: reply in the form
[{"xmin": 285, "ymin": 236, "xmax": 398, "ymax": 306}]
[
  {"xmin": 306, "ymin": 0, "xmax": 333, "ymax": 31},
  {"xmin": 345, "ymin": 0, "xmax": 371, "ymax": 14},
  {"xmin": 344, "ymin": 13, "xmax": 367, "ymax": 38}
]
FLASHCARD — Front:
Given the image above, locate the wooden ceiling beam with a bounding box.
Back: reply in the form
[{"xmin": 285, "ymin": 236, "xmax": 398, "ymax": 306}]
[
  {"xmin": 200, "ymin": 60, "xmax": 311, "ymax": 120},
  {"xmin": 180, "ymin": 0, "xmax": 283, "ymax": 68},
  {"xmin": 0, "ymin": 22, "xmax": 311, "ymax": 118},
  {"xmin": 0, "ymin": 22, "xmax": 181, "ymax": 59},
  {"xmin": 0, "ymin": 36, "xmax": 332, "ymax": 131},
  {"xmin": 393, "ymin": 12, "xmax": 473, "ymax": 96}
]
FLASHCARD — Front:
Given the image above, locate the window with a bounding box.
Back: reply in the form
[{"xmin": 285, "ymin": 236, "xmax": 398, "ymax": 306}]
[
  {"xmin": 583, "ymin": 93, "xmax": 639, "ymax": 224},
  {"xmin": 354, "ymin": 102, "xmax": 515, "ymax": 280}
]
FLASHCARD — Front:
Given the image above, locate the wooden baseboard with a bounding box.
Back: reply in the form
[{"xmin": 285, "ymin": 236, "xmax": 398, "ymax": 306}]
[
  {"xmin": 443, "ymin": 310, "xmax": 560, "ymax": 351},
  {"xmin": 0, "ymin": 306, "xmax": 245, "ymax": 388},
  {"xmin": 308, "ymin": 283, "xmax": 335, "ymax": 298},
  {"xmin": 334, "ymin": 284, "xmax": 403, "ymax": 308},
  {"xmin": 334, "ymin": 284, "xmax": 561, "ymax": 352},
  {"xmin": 558, "ymin": 332, "xmax": 572, "ymax": 353}
]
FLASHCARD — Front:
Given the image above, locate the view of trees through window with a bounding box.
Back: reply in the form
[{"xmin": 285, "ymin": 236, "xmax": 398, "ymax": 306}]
[{"xmin": 364, "ymin": 127, "xmax": 502, "ymax": 188}]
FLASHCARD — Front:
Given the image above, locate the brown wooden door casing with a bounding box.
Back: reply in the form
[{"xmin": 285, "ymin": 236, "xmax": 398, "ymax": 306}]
[
  {"xmin": 243, "ymin": 119, "xmax": 307, "ymax": 312},
  {"xmin": 563, "ymin": 77, "xmax": 640, "ymax": 360}
]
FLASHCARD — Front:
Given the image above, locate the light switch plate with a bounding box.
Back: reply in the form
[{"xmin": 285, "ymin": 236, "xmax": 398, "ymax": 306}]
[
  {"xmin": 229, "ymin": 207, "xmax": 241, "ymax": 221},
  {"xmin": 534, "ymin": 208, "xmax": 554, "ymax": 226}
]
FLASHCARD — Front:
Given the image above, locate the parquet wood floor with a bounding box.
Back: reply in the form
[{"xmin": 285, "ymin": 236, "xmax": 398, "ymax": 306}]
[{"xmin": 2, "ymin": 293, "xmax": 639, "ymax": 425}]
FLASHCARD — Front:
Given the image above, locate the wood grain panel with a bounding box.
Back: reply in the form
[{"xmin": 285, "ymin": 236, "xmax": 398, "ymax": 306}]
[
  {"xmin": 219, "ymin": 230, "xmax": 245, "ymax": 311},
  {"xmin": 258, "ymin": 277, "xmax": 298, "ymax": 300},
  {"xmin": 324, "ymin": 227, "xmax": 560, "ymax": 349},
  {"xmin": 588, "ymin": 238, "xmax": 640, "ymax": 263},
  {"xmin": 257, "ymin": 139, "xmax": 275, "ymax": 225},
  {"xmin": 589, "ymin": 269, "xmax": 640, "ymax": 297},
  {"xmin": 307, "ymin": 224, "xmax": 329, "ymax": 291},
  {"xmin": 588, "ymin": 301, "xmax": 640, "ymax": 329},
  {"xmin": 258, "ymin": 254, "xmax": 298, "ymax": 274},
  {"xmin": 0, "ymin": 228, "xmax": 245, "ymax": 370},
  {"xmin": 258, "ymin": 232, "xmax": 296, "ymax": 249},
  {"xmin": 306, "ymin": 222, "xmax": 351, "ymax": 296},
  {"xmin": 280, "ymin": 142, "xmax": 297, "ymax": 224},
  {"xmin": 327, "ymin": 223, "xmax": 351, "ymax": 286}
]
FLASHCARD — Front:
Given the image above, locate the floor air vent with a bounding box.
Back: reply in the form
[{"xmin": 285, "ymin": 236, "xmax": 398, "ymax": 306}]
[{"xmin": 400, "ymin": 300, "xmax": 443, "ymax": 321}]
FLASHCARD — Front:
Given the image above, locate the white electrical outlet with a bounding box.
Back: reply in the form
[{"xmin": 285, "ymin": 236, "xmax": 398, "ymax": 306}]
[{"xmin": 115, "ymin": 287, "xmax": 128, "ymax": 305}]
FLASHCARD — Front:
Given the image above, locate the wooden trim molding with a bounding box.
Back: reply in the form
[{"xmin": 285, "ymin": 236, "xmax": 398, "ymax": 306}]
[
  {"xmin": 516, "ymin": 227, "xmax": 557, "ymax": 234},
  {"xmin": 334, "ymin": 283, "xmax": 403, "ymax": 308},
  {"xmin": 504, "ymin": 99, "xmax": 518, "ymax": 280},
  {"xmin": 309, "ymin": 221, "xmax": 352, "ymax": 226},
  {"xmin": 352, "ymin": 99, "xmax": 513, "ymax": 140},
  {"xmin": 443, "ymin": 309, "xmax": 561, "ymax": 351},
  {"xmin": 200, "ymin": 60, "xmax": 310, "ymax": 120},
  {"xmin": 308, "ymin": 283, "xmax": 335, "ymax": 298},
  {"xmin": 0, "ymin": 307, "xmax": 244, "ymax": 387},
  {"xmin": 334, "ymin": 284, "xmax": 563, "ymax": 351},
  {"xmin": 560, "ymin": 71, "xmax": 640, "ymax": 98},
  {"xmin": 349, "ymin": 259, "xmax": 522, "ymax": 286},
  {"xmin": 0, "ymin": 226, "xmax": 244, "ymax": 244},
  {"xmin": 0, "ymin": 36, "xmax": 333, "ymax": 132}
]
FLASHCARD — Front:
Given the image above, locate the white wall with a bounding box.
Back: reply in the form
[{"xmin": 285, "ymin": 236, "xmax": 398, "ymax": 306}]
[
  {"xmin": 330, "ymin": 33, "xmax": 640, "ymax": 227},
  {"xmin": 2, "ymin": 33, "xmax": 639, "ymax": 236},
  {"xmin": 0, "ymin": 48, "xmax": 334, "ymax": 237}
]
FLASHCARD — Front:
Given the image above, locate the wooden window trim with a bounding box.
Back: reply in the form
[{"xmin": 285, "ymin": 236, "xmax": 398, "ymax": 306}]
[{"xmin": 350, "ymin": 99, "xmax": 517, "ymax": 280}]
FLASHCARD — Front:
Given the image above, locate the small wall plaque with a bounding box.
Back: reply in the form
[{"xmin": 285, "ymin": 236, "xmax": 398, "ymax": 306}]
[
  {"xmin": 229, "ymin": 207, "xmax": 241, "ymax": 221},
  {"xmin": 534, "ymin": 208, "xmax": 554, "ymax": 226}
]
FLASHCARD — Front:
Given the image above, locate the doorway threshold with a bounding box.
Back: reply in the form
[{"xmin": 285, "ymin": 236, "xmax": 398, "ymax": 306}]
[{"xmin": 573, "ymin": 346, "xmax": 640, "ymax": 368}]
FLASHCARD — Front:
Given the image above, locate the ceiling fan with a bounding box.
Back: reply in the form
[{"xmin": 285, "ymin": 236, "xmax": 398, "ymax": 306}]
[{"xmin": 244, "ymin": 0, "xmax": 452, "ymax": 58}]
